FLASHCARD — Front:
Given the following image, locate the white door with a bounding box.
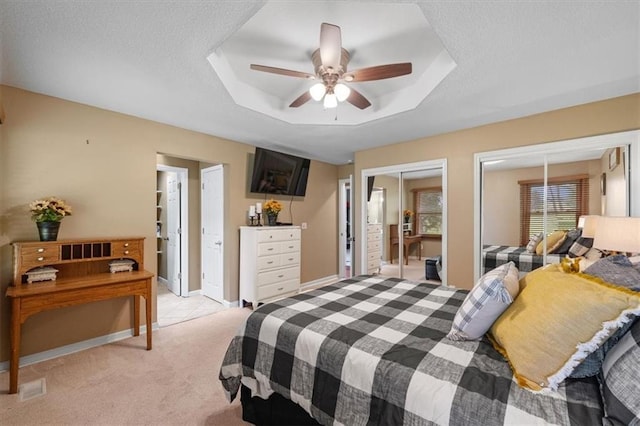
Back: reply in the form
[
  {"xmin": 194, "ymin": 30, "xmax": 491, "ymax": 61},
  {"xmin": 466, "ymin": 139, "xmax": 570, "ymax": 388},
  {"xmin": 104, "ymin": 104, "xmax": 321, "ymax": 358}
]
[
  {"xmin": 166, "ymin": 172, "xmax": 181, "ymax": 295},
  {"xmin": 338, "ymin": 176, "xmax": 353, "ymax": 278},
  {"xmin": 201, "ymin": 165, "xmax": 224, "ymax": 303}
]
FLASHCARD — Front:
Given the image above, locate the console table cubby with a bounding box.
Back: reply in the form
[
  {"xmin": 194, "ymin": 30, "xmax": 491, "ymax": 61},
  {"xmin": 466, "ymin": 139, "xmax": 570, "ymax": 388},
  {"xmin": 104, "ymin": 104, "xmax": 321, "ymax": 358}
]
[{"xmin": 6, "ymin": 237, "xmax": 154, "ymax": 394}]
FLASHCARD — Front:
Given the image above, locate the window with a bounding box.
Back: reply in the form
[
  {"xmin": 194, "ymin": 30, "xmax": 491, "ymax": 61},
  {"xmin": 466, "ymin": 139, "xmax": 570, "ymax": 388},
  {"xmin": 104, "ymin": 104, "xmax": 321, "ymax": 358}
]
[
  {"xmin": 413, "ymin": 187, "xmax": 443, "ymax": 237},
  {"xmin": 519, "ymin": 175, "xmax": 589, "ymax": 245}
]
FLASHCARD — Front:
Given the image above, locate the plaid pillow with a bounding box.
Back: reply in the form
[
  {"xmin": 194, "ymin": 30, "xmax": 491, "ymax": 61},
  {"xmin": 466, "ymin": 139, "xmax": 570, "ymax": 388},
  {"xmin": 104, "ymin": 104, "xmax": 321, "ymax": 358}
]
[
  {"xmin": 447, "ymin": 261, "xmax": 519, "ymax": 341},
  {"xmin": 568, "ymin": 236, "xmax": 593, "ymax": 258},
  {"xmin": 525, "ymin": 233, "xmax": 543, "ymax": 253},
  {"xmin": 600, "ymin": 318, "xmax": 640, "ymax": 425}
]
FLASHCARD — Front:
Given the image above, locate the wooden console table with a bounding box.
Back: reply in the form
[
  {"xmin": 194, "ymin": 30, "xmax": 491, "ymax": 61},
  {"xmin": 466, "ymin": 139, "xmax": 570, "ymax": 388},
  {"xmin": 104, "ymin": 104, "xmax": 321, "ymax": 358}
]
[
  {"xmin": 389, "ymin": 224, "xmax": 422, "ymax": 265},
  {"xmin": 6, "ymin": 237, "xmax": 153, "ymax": 394}
]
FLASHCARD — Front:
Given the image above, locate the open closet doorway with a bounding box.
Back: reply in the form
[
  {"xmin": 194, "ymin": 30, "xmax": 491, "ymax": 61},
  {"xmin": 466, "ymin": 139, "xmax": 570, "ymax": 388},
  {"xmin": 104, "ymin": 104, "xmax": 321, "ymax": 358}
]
[
  {"xmin": 360, "ymin": 159, "xmax": 448, "ymax": 285},
  {"xmin": 156, "ymin": 164, "xmax": 189, "ymax": 297},
  {"xmin": 338, "ymin": 176, "xmax": 354, "ymax": 279},
  {"xmin": 156, "ymin": 155, "xmax": 226, "ymax": 328}
]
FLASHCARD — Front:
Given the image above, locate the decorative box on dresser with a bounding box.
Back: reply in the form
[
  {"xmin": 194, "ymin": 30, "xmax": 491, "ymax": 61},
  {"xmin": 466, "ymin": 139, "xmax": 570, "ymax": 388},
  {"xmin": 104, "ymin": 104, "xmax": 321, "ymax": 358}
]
[
  {"xmin": 367, "ymin": 223, "xmax": 382, "ymax": 274},
  {"xmin": 239, "ymin": 226, "xmax": 301, "ymax": 307},
  {"xmin": 6, "ymin": 237, "xmax": 154, "ymax": 394}
]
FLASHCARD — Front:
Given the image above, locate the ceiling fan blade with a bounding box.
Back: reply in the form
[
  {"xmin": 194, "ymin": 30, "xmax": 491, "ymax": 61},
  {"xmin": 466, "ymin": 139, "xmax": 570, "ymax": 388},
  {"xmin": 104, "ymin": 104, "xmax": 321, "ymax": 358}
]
[
  {"xmin": 289, "ymin": 91, "xmax": 312, "ymax": 108},
  {"xmin": 250, "ymin": 64, "xmax": 315, "ymax": 79},
  {"xmin": 319, "ymin": 23, "xmax": 342, "ymax": 69},
  {"xmin": 345, "ymin": 63, "xmax": 412, "ymax": 82},
  {"xmin": 345, "ymin": 87, "xmax": 371, "ymax": 110}
]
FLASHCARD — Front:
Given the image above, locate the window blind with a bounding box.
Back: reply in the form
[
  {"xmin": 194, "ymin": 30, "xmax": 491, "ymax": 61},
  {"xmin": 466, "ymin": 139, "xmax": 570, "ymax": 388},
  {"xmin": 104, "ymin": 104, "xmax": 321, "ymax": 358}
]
[
  {"xmin": 519, "ymin": 175, "xmax": 589, "ymax": 245},
  {"xmin": 414, "ymin": 187, "xmax": 443, "ymax": 236}
]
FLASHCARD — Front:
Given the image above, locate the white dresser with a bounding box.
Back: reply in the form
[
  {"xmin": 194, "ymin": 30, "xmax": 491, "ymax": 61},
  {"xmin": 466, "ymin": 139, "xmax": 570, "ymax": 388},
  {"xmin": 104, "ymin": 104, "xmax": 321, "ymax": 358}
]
[
  {"xmin": 239, "ymin": 226, "xmax": 301, "ymax": 307},
  {"xmin": 366, "ymin": 223, "xmax": 382, "ymax": 274}
]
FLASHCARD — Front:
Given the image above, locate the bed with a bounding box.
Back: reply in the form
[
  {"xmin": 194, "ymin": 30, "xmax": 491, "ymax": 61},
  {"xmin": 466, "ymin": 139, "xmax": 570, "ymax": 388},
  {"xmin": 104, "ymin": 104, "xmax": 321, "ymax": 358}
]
[
  {"xmin": 219, "ymin": 274, "xmax": 615, "ymax": 425},
  {"xmin": 482, "ymin": 244, "xmax": 563, "ymax": 274}
]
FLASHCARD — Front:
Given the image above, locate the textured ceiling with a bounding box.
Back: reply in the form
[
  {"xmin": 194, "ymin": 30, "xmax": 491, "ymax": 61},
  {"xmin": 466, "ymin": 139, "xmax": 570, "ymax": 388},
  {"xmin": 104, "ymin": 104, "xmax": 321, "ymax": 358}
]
[
  {"xmin": 208, "ymin": 2, "xmax": 456, "ymax": 125},
  {"xmin": 1, "ymin": 1, "xmax": 638, "ymax": 164}
]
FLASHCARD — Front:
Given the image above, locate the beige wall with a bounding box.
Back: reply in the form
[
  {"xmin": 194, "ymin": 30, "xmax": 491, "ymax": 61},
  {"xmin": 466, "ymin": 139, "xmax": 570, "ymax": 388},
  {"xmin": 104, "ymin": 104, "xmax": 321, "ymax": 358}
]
[
  {"xmin": 483, "ymin": 160, "xmax": 602, "ymax": 246},
  {"xmin": 355, "ymin": 93, "xmax": 640, "ymax": 289},
  {"xmin": 0, "ymin": 86, "xmax": 338, "ymax": 361}
]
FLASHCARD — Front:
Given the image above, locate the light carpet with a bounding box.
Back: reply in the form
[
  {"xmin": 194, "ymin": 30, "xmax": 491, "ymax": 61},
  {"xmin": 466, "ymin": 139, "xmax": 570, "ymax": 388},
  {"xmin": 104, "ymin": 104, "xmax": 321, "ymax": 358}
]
[{"xmin": 1, "ymin": 307, "xmax": 251, "ymax": 425}]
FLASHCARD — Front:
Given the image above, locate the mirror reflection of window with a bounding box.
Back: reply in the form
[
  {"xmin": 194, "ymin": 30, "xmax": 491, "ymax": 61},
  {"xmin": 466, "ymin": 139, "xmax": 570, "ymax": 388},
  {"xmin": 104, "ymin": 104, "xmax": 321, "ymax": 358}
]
[
  {"xmin": 414, "ymin": 188, "xmax": 443, "ymax": 236},
  {"xmin": 478, "ymin": 143, "xmax": 630, "ymax": 279}
]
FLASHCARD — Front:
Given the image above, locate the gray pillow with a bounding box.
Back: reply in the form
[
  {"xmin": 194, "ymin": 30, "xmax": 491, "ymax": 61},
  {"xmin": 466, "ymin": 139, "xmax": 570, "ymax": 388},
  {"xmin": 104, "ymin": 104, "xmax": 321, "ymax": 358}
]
[
  {"xmin": 551, "ymin": 228, "xmax": 581, "ymax": 254},
  {"xmin": 584, "ymin": 255, "xmax": 640, "ymax": 291}
]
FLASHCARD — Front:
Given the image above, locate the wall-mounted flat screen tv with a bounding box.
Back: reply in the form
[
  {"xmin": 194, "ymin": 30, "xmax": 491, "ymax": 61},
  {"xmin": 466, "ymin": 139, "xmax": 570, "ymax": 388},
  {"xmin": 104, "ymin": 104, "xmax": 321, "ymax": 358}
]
[{"xmin": 250, "ymin": 147, "xmax": 311, "ymax": 196}]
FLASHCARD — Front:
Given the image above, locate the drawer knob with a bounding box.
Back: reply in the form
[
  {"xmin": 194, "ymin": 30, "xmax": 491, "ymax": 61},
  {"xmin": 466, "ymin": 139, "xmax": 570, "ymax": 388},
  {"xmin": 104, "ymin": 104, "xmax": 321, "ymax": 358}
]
[
  {"xmin": 277, "ymin": 274, "xmax": 284, "ymax": 278},
  {"xmin": 267, "ymin": 248, "xmax": 274, "ymax": 251},
  {"xmin": 37, "ymin": 248, "xmax": 45, "ymax": 253},
  {"xmin": 277, "ymin": 287, "xmax": 283, "ymax": 291},
  {"xmin": 124, "ymin": 250, "xmax": 129, "ymax": 255},
  {"xmin": 288, "ymin": 258, "xmax": 294, "ymax": 261},
  {"xmin": 267, "ymin": 261, "xmax": 273, "ymax": 264},
  {"xmin": 124, "ymin": 243, "xmax": 129, "ymax": 247},
  {"xmin": 37, "ymin": 256, "xmax": 44, "ymax": 261}
]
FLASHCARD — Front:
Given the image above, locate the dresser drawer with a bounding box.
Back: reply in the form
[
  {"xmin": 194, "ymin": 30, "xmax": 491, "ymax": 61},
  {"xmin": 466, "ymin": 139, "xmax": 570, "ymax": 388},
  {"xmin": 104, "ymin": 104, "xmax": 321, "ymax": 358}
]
[
  {"xmin": 368, "ymin": 240, "xmax": 381, "ymax": 251},
  {"xmin": 280, "ymin": 252, "xmax": 300, "ymax": 267},
  {"xmin": 112, "ymin": 241, "xmax": 141, "ymax": 258},
  {"xmin": 367, "ymin": 250, "xmax": 381, "ymax": 262},
  {"xmin": 257, "ymin": 228, "xmax": 301, "ymax": 243},
  {"xmin": 367, "ymin": 259, "xmax": 379, "ymax": 271},
  {"xmin": 258, "ymin": 242, "xmax": 281, "ymax": 257},
  {"xmin": 257, "ymin": 254, "xmax": 281, "ymax": 270},
  {"xmin": 367, "ymin": 231, "xmax": 381, "ymax": 243},
  {"xmin": 368, "ymin": 223, "xmax": 382, "ymax": 233},
  {"xmin": 112, "ymin": 247, "xmax": 141, "ymax": 258},
  {"xmin": 257, "ymin": 266, "xmax": 299, "ymax": 286},
  {"xmin": 21, "ymin": 251, "xmax": 60, "ymax": 267},
  {"xmin": 280, "ymin": 240, "xmax": 300, "ymax": 253},
  {"xmin": 257, "ymin": 278, "xmax": 299, "ymax": 301}
]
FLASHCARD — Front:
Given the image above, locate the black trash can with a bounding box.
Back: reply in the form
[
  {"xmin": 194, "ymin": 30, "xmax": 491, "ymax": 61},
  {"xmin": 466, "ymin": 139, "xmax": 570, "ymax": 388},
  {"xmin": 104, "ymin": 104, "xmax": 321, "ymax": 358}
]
[{"xmin": 425, "ymin": 256, "xmax": 441, "ymax": 281}]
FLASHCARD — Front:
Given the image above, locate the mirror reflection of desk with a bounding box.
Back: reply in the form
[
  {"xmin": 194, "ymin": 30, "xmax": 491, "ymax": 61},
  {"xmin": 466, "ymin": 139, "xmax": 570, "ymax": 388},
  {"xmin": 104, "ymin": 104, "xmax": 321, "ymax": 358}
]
[{"xmin": 389, "ymin": 224, "xmax": 422, "ymax": 265}]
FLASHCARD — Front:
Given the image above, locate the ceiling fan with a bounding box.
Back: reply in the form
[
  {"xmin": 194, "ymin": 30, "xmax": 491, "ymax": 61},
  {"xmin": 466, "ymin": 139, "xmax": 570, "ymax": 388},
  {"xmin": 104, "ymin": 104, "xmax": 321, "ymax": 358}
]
[{"xmin": 250, "ymin": 23, "xmax": 412, "ymax": 110}]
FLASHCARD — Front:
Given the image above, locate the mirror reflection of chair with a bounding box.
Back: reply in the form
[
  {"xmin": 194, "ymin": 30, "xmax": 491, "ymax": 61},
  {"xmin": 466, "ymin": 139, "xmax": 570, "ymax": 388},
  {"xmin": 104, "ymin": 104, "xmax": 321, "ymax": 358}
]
[{"xmin": 389, "ymin": 224, "xmax": 422, "ymax": 265}]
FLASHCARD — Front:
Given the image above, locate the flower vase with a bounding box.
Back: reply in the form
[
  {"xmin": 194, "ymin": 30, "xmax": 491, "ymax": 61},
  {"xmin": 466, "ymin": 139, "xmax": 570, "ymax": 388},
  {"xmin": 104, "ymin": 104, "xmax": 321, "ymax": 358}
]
[
  {"xmin": 404, "ymin": 216, "xmax": 410, "ymax": 223},
  {"xmin": 267, "ymin": 213, "xmax": 278, "ymax": 226},
  {"xmin": 37, "ymin": 221, "xmax": 61, "ymax": 241}
]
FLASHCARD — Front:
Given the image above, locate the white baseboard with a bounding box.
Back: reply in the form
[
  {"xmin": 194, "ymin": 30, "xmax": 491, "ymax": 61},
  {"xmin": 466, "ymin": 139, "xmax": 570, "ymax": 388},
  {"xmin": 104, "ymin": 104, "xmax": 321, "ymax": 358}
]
[
  {"xmin": 223, "ymin": 299, "xmax": 239, "ymax": 308},
  {"xmin": 0, "ymin": 323, "xmax": 160, "ymax": 373},
  {"xmin": 158, "ymin": 277, "xmax": 168, "ymax": 285},
  {"xmin": 189, "ymin": 289, "xmax": 202, "ymax": 297},
  {"xmin": 300, "ymin": 274, "xmax": 340, "ymax": 291}
]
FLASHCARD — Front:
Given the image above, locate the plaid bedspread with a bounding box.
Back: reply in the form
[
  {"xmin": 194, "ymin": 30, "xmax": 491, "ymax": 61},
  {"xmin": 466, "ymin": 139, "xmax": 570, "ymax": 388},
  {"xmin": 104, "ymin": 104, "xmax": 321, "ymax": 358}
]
[
  {"xmin": 483, "ymin": 245, "xmax": 563, "ymax": 274},
  {"xmin": 219, "ymin": 275, "xmax": 603, "ymax": 426}
]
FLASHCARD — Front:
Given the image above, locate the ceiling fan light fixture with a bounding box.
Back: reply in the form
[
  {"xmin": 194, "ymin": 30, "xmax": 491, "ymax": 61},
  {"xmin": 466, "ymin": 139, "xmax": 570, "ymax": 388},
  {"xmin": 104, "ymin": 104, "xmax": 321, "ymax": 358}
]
[
  {"xmin": 309, "ymin": 83, "xmax": 326, "ymax": 101},
  {"xmin": 334, "ymin": 83, "xmax": 350, "ymax": 102},
  {"xmin": 323, "ymin": 93, "xmax": 338, "ymax": 109}
]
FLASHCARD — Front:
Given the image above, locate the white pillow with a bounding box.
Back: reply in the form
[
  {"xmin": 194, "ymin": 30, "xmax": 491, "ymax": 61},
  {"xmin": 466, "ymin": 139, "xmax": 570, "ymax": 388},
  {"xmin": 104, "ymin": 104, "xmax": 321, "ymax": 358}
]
[{"xmin": 447, "ymin": 262, "xmax": 520, "ymax": 341}]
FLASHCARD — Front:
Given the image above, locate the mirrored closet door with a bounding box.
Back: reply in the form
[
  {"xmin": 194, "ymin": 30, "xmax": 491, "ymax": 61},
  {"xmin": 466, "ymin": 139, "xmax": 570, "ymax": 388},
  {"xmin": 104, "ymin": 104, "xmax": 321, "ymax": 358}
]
[
  {"xmin": 361, "ymin": 159, "xmax": 447, "ymax": 284},
  {"xmin": 474, "ymin": 130, "xmax": 639, "ymax": 281}
]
